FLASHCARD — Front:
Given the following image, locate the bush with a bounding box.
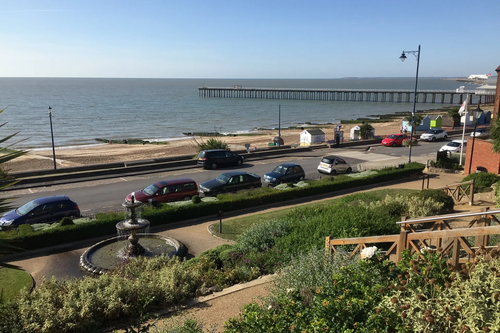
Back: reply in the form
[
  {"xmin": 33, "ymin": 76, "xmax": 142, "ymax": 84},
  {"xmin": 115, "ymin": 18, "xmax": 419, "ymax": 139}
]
[
  {"xmin": 17, "ymin": 224, "xmax": 33, "ymax": 237},
  {"xmin": 461, "ymin": 172, "xmax": 500, "ymax": 193},
  {"xmin": 197, "ymin": 138, "xmax": 229, "ymax": 151},
  {"xmin": 58, "ymin": 217, "xmax": 74, "ymax": 227},
  {"xmin": 191, "ymin": 195, "xmax": 201, "ymax": 204}
]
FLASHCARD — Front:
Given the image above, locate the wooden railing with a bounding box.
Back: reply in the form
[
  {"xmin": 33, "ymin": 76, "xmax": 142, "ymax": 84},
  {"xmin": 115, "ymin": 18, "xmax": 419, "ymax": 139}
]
[
  {"xmin": 434, "ymin": 179, "xmax": 475, "ymax": 205},
  {"xmin": 326, "ymin": 208, "xmax": 500, "ymax": 268}
]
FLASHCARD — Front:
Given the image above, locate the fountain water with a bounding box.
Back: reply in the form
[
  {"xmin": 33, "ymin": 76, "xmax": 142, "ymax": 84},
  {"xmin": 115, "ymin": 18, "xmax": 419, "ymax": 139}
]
[{"xmin": 80, "ymin": 194, "xmax": 186, "ymax": 274}]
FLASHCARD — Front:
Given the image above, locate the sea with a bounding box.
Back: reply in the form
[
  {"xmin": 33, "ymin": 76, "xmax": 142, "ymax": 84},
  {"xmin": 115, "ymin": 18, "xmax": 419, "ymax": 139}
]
[{"xmin": 0, "ymin": 77, "xmax": 480, "ymax": 150}]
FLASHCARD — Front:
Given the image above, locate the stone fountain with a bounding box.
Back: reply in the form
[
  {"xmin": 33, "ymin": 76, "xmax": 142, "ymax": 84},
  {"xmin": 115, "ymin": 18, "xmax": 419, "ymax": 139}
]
[{"xmin": 80, "ymin": 194, "xmax": 186, "ymax": 274}]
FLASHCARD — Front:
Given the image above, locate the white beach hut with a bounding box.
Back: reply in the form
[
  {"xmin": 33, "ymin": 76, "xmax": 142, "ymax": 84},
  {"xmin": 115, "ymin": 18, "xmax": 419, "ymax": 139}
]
[
  {"xmin": 350, "ymin": 126, "xmax": 361, "ymax": 140},
  {"xmin": 299, "ymin": 128, "xmax": 325, "ymax": 146}
]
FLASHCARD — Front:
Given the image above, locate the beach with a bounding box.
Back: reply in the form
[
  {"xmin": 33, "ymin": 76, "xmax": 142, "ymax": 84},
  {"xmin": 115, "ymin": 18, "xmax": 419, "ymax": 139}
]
[{"xmin": 3, "ymin": 119, "xmax": 404, "ymax": 173}]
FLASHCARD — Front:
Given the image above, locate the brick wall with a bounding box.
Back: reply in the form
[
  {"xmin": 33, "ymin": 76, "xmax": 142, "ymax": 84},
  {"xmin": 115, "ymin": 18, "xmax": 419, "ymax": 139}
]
[
  {"xmin": 464, "ymin": 138, "xmax": 500, "ymax": 175},
  {"xmin": 494, "ymin": 65, "xmax": 500, "ymax": 120}
]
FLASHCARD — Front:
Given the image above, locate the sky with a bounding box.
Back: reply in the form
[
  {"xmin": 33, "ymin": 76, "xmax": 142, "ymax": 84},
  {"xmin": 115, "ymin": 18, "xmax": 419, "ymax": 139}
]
[{"xmin": 1, "ymin": 0, "xmax": 499, "ymax": 79}]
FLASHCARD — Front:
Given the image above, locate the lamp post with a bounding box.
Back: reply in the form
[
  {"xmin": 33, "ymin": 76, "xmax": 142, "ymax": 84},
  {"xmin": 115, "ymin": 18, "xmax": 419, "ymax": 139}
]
[
  {"xmin": 278, "ymin": 104, "xmax": 281, "ymax": 146},
  {"xmin": 468, "ymin": 104, "xmax": 483, "ymax": 174},
  {"xmin": 48, "ymin": 106, "xmax": 57, "ymax": 170},
  {"xmin": 399, "ymin": 44, "xmax": 421, "ymax": 164}
]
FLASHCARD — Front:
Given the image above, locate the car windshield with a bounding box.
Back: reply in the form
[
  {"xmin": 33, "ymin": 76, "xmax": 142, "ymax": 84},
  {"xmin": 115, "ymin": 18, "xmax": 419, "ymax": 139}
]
[
  {"xmin": 216, "ymin": 174, "xmax": 230, "ymax": 183},
  {"xmin": 425, "ymin": 131, "xmax": 435, "ymax": 134},
  {"xmin": 387, "ymin": 134, "xmax": 397, "ymax": 139},
  {"xmin": 272, "ymin": 165, "xmax": 287, "ymax": 175},
  {"xmin": 143, "ymin": 183, "xmax": 160, "ymax": 196},
  {"xmin": 16, "ymin": 200, "xmax": 40, "ymax": 216},
  {"xmin": 448, "ymin": 142, "xmax": 461, "ymax": 147}
]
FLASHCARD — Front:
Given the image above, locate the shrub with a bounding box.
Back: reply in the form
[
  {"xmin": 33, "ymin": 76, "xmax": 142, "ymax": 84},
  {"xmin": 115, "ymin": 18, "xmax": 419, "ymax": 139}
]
[
  {"xmin": 461, "ymin": 172, "xmax": 500, "ymax": 193},
  {"xmin": 361, "ymin": 193, "xmax": 444, "ymax": 218},
  {"xmin": 402, "ymin": 138, "xmax": 418, "ymax": 147},
  {"xmin": 235, "ymin": 219, "xmax": 294, "ymax": 253},
  {"xmin": 197, "ymin": 138, "xmax": 228, "ymax": 151},
  {"xmin": 191, "ymin": 195, "xmax": 201, "ymax": 204},
  {"xmin": 58, "ymin": 217, "xmax": 74, "ymax": 227},
  {"xmin": 418, "ymin": 189, "xmax": 454, "ymax": 213},
  {"xmin": 17, "ymin": 224, "xmax": 33, "ymax": 237}
]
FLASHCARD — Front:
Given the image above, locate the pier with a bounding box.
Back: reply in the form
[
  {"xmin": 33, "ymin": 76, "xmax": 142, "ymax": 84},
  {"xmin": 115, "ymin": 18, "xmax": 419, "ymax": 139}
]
[{"xmin": 199, "ymin": 87, "xmax": 495, "ymax": 104}]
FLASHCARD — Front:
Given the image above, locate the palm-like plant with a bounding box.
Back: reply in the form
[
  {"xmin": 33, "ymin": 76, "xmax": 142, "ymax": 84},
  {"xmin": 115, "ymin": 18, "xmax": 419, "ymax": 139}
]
[
  {"xmin": 359, "ymin": 123, "xmax": 375, "ymax": 140},
  {"xmin": 0, "ymin": 108, "xmax": 27, "ymax": 268}
]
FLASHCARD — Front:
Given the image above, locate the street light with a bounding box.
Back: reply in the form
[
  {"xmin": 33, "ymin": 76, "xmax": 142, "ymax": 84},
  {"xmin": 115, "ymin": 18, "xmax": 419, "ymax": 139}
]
[
  {"xmin": 48, "ymin": 106, "xmax": 57, "ymax": 170},
  {"xmin": 399, "ymin": 44, "xmax": 421, "ymax": 164},
  {"xmin": 468, "ymin": 104, "xmax": 483, "ymax": 174}
]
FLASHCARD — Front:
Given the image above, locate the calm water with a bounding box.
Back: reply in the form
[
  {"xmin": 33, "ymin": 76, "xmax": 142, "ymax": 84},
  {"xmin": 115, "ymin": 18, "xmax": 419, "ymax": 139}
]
[{"xmin": 0, "ymin": 77, "xmax": 479, "ymax": 149}]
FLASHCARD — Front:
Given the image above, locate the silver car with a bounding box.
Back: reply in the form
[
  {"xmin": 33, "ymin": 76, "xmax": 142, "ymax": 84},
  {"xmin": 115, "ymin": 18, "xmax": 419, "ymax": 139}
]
[
  {"xmin": 419, "ymin": 129, "xmax": 448, "ymax": 142},
  {"xmin": 317, "ymin": 155, "xmax": 352, "ymax": 175}
]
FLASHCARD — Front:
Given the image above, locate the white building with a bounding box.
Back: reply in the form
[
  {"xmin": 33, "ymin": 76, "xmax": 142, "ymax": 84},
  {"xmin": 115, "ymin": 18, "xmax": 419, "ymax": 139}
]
[{"xmin": 468, "ymin": 74, "xmax": 490, "ymax": 80}]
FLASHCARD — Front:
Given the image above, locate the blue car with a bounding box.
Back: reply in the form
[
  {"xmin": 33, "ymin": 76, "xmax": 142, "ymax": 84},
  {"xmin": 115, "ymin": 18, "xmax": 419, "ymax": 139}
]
[
  {"xmin": 263, "ymin": 163, "xmax": 306, "ymax": 186},
  {"xmin": 0, "ymin": 195, "xmax": 80, "ymax": 229}
]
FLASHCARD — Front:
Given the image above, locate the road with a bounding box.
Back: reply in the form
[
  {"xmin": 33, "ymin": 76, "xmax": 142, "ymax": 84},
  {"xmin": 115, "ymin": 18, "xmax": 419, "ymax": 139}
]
[{"xmin": 2, "ymin": 139, "xmax": 453, "ymax": 216}]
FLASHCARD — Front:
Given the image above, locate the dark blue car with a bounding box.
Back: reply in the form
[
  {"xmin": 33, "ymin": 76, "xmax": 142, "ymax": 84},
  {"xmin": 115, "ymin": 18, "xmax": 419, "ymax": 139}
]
[
  {"xmin": 0, "ymin": 195, "xmax": 80, "ymax": 229},
  {"xmin": 263, "ymin": 163, "xmax": 305, "ymax": 186}
]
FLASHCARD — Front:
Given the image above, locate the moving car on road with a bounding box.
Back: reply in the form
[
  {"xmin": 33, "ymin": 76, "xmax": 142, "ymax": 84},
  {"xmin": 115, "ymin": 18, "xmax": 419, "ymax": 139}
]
[
  {"xmin": 382, "ymin": 134, "xmax": 408, "ymax": 147},
  {"xmin": 0, "ymin": 195, "xmax": 80, "ymax": 229},
  {"xmin": 263, "ymin": 163, "xmax": 305, "ymax": 186},
  {"xmin": 317, "ymin": 155, "xmax": 352, "ymax": 175},
  {"xmin": 125, "ymin": 178, "xmax": 198, "ymax": 204},
  {"xmin": 419, "ymin": 129, "xmax": 448, "ymax": 142},
  {"xmin": 197, "ymin": 149, "xmax": 244, "ymax": 169},
  {"xmin": 198, "ymin": 171, "xmax": 261, "ymax": 196},
  {"xmin": 439, "ymin": 140, "xmax": 466, "ymax": 153}
]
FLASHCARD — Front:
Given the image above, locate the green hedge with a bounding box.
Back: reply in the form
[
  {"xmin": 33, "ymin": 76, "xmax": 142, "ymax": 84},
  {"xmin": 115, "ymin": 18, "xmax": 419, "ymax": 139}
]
[{"xmin": 6, "ymin": 163, "xmax": 425, "ymax": 251}]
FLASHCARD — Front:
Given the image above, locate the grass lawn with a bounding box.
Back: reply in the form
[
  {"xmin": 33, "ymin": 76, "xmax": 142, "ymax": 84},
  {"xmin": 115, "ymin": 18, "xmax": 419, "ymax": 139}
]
[{"xmin": 0, "ymin": 267, "xmax": 33, "ymax": 301}]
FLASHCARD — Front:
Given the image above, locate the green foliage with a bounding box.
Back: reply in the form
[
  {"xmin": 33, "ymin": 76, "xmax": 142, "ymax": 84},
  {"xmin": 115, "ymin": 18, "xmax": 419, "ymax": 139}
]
[
  {"xmin": 197, "ymin": 138, "xmax": 229, "ymax": 151},
  {"xmin": 359, "ymin": 122, "xmax": 375, "ymax": 139},
  {"xmin": 235, "ymin": 219, "xmax": 294, "ymax": 253},
  {"xmin": 430, "ymin": 157, "xmax": 463, "ymax": 170},
  {"xmin": 418, "ymin": 189, "xmax": 455, "ymax": 213},
  {"xmin": 224, "ymin": 253, "xmax": 398, "ymax": 332},
  {"xmin": 191, "ymin": 195, "xmax": 201, "ymax": 204},
  {"xmin": 58, "ymin": 217, "xmax": 74, "ymax": 227},
  {"xmin": 447, "ymin": 106, "xmax": 461, "ymax": 126},
  {"xmin": 381, "ymin": 250, "xmax": 500, "ymax": 332},
  {"xmin": 461, "ymin": 172, "xmax": 500, "ymax": 193},
  {"xmin": 402, "ymin": 137, "xmax": 418, "ymax": 147},
  {"xmin": 17, "ymin": 224, "xmax": 33, "ymax": 237},
  {"xmin": 155, "ymin": 318, "xmax": 207, "ymax": 333},
  {"xmin": 490, "ymin": 115, "xmax": 500, "ymax": 153}
]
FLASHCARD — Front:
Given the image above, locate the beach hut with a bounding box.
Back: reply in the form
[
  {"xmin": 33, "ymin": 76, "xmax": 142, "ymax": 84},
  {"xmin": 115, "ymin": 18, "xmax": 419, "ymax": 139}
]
[
  {"xmin": 415, "ymin": 115, "xmax": 431, "ymax": 131},
  {"xmin": 429, "ymin": 115, "xmax": 443, "ymax": 129},
  {"xmin": 478, "ymin": 111, "xmax": 491, "ymax": 125},
  {"xmin": 401, "ymin": 120, "xmax": 413, "ymax": 134},
  {"xmin": 440, "ymin": 114, "xmax": 455, "ymax": 128},
  {"xmin": 350, "ymin": 126, "xmax": 360, "ymax": 140},
  {"xmin": 299, "ymin": 128, "xmax": 325, "ymax": 146}
]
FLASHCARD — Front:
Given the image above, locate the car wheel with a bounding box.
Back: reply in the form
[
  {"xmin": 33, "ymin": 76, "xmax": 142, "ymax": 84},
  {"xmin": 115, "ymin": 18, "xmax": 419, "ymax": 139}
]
[
  {"xmin": 236, "ymin": 159, "xmax": 243, "ymax": 166},
  {"xmin": 182, "ymin": 195, "xmax": 191, "ymax": 201},
  {"xmin": 211, "ymin": 162, "xmax": 218, "ymax": 169},
  {"xmin": 444, "ymin": 135, "xmax": 448, "ymax": 140},
  {"xmin": 299, "ymin": 175, "xmax": 305, "ymax": 181},
  {"xmin": 249, "ymin": 184, "xmax": 255, "ymax": 190},
  {"xmin": 431, "ymin": 137, "xmax": 436, "ymax": 142},
  {"xmin": 392, "ymin": 142, "xmax": 396, "ymax": 147},
  {"xmin": 330, "ymin": 170, "xmax": 337, "ymax": 175},
  {"xmin": 346, "ymin": 167, "xmax": 352, "ymax": 174}
]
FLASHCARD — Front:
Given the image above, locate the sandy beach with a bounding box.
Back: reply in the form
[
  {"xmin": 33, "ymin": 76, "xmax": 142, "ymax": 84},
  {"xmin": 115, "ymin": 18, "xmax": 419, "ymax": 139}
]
[{"xmin": 3, "ymin": 103, "xmax": 493, "ymax": 174}]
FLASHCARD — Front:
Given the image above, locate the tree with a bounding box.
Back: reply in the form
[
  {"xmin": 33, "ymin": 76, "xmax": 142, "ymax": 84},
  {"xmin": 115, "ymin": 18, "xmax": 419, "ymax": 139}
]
[
  {"xmin": 359, "ymin": 123, "xmax": 375, "ymax": 140},
  {"xmin": 0, "ymin": 108, "xmax": 27, "ymax": 268},
  {"xmin": 447, "ymin": 106, "xmax": 461, "ymax": 128},
  {"xmin": 490, "ymin": 116, "xmax": 500, "ymax": 154}
]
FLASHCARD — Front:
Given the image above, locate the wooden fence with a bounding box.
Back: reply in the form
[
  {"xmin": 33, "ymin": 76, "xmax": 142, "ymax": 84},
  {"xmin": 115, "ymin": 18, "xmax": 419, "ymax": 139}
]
[
  {"xmin": 434, "ymin": 179, "xmax": 475, "ymax": 205},
  {"xmin": 325, "ymin": 208, "xmax": 500, "ymax": 268}
]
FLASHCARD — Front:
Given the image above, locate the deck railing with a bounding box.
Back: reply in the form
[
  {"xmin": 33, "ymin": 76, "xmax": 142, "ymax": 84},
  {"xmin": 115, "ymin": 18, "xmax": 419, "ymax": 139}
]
[{"xmin": 326, "ymin": 208, "xmax": 500, "ymax": 268}]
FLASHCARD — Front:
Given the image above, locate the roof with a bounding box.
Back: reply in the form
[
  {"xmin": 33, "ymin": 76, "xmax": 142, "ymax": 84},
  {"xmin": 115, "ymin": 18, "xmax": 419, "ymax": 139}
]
[
  {"xmin": 278, "ymin": 163, "xmax": 301, "ymax": 168},
  {"xmin": 157, "ymin": 178, "xmax": 196, "ymax": 186},
  {"xmin": 427, "ymin": 115, "xmax": 442, "ymax": 120},
  {"xmin": 34, "ymin": 195, "xmax": 71, "ymax": 204},
  {"xmin": 302, "ymin": 129, "xmax": 325, "ymax": 135},
  {"xmin": 222, "ymin": 171, "xmax": 248, "ymax": 176}
]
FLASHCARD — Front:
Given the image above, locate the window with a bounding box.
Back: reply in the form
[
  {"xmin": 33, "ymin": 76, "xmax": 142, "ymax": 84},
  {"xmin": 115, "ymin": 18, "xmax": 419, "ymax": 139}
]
[{"xmin": 182, "ymin": 183, "xmax": 196, "ymax": 190}]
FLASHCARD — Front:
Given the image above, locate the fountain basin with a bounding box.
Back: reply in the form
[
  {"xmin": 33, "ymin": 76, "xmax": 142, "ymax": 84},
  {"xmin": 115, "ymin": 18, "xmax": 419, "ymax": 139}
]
[{"xmin": 80, "ymin": 234, "xmax": 186, "ymax": 275}]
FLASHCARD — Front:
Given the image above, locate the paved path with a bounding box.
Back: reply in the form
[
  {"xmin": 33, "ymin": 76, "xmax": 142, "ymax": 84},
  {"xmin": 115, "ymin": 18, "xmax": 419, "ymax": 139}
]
[{"xmin": 9, "ymin": 170, "xmax": 494, "ymax": 332}]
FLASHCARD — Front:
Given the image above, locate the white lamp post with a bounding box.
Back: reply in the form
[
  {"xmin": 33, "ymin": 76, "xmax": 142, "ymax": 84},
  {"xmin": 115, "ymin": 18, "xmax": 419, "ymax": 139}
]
[{"xmin": 48, "ymin": 106, "xmax": 57, "ymax": 170}]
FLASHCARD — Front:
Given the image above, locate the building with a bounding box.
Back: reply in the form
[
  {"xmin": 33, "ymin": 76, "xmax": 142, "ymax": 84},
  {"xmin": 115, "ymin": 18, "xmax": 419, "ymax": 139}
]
[{"xmin": 299, "ymin": 128, "xmax": 325, "ymax": 146}]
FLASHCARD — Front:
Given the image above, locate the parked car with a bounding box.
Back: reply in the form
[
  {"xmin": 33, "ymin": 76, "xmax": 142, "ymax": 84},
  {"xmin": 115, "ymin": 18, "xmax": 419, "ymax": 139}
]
[
  {"xmin": 197, "ymin": 149, "xmax": 244, "ymax": 169},
  {"xmin": 470, "ymin": 128, "xmax": 489, "ymax": 137},
  {"xmin": 439, "ymin": 140, "xmax": 466, "ymax": 153},
  {"xmin": 263, "ymin": 163, "xmax": 305, "ymax": 186},
  {"xmin": 382, "ymin": 134, "xmax": 408, "ymax": 147},
  {"xmin": 317, "ymin": 155, "xmax": 352, "ymax": 175},
  {"xmin": 0, "ymin": 195, "xmax": 80, "ymax": 229},
  {"xmin": 198, "ymin": 171, "xmax": 261, "ymax": 196},
  {"xmin": 125, "ymin": 178, "xmax": 198, "ymax": 204},
  {"xmin": 419, "ymin": 129, "xmax": 448, "ymax": 142}
]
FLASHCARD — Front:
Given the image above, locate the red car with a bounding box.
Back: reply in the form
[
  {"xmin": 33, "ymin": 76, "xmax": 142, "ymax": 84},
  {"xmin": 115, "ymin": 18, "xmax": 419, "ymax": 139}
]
[
  {"xmin": 381, "ymin": 134, "xmax": 408, "ymax": 147},
  {"xmin": 125, "ymin": 178, "xmax": 198, "ymax": 204}
]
